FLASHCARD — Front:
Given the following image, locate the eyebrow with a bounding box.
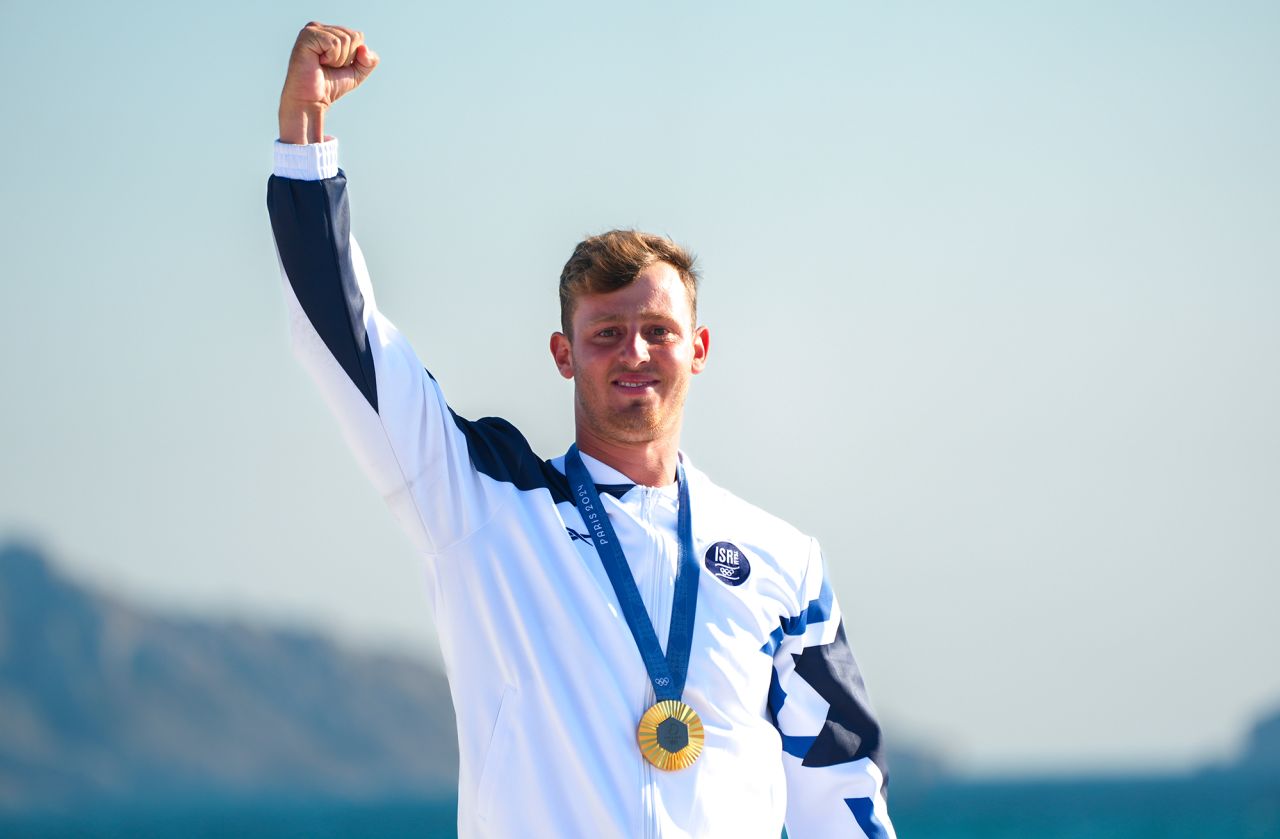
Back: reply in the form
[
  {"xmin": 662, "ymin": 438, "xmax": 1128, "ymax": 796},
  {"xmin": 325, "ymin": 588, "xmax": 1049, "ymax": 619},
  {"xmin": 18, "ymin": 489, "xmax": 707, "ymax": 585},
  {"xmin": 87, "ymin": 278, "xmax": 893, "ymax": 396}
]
[{"xmin": 584, "ymin": 309, "xmax": 680, "ymax": 325}]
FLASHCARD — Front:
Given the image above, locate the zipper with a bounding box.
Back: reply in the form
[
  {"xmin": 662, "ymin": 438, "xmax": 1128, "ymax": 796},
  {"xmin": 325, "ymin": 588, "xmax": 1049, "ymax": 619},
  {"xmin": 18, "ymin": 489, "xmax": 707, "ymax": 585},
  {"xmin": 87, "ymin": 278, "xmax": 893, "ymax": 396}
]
[{"xmin": 641, "ymin": 486, "xmax": 661, "ymax": 839}]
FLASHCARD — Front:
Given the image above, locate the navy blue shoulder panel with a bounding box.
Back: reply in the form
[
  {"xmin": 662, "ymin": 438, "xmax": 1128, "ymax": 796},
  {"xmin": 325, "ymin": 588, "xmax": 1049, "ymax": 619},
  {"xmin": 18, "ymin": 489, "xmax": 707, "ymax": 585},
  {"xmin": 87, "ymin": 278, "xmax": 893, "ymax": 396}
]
[
  {"xmin": 446, "ymin": 408, "xmax": 573, "ymax": 504},
  {"xmin": 267, "ymin": 172, "xmax": 379, "ymax": 412},
  {"xmin": 444, "ymin": 406, "xmax": 633, "ymax": 504}
]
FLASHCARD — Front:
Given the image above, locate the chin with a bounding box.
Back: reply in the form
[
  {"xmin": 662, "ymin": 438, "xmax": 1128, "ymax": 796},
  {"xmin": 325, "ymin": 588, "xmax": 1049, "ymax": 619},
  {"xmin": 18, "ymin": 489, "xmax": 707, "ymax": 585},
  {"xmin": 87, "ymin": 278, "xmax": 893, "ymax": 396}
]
[
  {"xmin": 590, "ymin": 407, "xmax": 664, "ymax": 442},
  {"xmin": 577, "ymin": 389, "xmax": 680, "ymax": 444},
  {"xmin": 604, "ymin": 416, "xmax": 662, "ymax": 442}
]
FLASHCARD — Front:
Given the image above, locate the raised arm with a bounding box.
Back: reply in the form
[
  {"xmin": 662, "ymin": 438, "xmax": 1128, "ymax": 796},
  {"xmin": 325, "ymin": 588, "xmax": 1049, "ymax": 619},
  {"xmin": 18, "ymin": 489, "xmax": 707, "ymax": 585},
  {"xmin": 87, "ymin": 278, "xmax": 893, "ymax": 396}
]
[{"xmin": 268, "ymin": 24, "xmax": 537, "ymax": 556}]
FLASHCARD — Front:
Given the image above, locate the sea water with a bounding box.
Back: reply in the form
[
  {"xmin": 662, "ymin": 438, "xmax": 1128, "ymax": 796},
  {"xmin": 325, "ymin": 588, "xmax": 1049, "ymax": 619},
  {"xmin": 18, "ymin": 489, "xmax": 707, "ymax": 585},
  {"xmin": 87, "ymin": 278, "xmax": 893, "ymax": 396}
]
[{"xmin": 2, "ymin": 778, "xmax": 1277, "ymax": 839}]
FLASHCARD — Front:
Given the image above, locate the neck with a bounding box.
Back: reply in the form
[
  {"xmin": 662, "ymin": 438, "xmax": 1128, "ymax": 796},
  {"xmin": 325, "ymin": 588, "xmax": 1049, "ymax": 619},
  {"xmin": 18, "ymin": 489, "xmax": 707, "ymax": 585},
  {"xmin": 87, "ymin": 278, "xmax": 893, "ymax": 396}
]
[{"xmin": 575, "ymin": 426, "xmax": 681, "ymax": 487}]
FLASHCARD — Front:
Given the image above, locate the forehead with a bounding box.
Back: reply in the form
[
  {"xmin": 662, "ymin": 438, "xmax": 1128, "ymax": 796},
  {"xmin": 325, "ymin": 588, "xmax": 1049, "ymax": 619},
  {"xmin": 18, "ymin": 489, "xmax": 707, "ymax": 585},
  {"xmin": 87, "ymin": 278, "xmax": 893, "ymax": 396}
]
[{"xmin": 572, "ymin": 262, "xmax": 695, "ymax": 327}]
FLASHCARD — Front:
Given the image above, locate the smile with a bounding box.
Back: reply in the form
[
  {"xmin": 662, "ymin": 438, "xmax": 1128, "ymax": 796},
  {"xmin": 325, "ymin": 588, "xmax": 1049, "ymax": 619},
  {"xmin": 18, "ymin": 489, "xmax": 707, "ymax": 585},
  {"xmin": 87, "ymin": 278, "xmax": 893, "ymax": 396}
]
[{"xmin": 612, "ymin": 376, "xmax": 660, "ymax": 392}]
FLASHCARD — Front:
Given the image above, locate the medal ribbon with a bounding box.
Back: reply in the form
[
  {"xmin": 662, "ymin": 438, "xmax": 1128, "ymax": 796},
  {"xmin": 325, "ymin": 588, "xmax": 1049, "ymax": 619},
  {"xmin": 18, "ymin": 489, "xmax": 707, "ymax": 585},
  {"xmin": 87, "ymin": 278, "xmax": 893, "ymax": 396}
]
[{"xmin": 566, "ymin": 445, "xmax": 699, "ymax": 702}]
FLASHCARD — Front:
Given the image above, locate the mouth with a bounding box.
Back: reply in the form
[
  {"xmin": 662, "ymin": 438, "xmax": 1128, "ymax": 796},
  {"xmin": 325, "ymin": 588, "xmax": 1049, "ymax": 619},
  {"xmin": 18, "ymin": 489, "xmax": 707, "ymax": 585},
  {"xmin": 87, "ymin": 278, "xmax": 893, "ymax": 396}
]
[{"xmin": 612, "ymin": 376, "xmax": 660, "ymax": 392}]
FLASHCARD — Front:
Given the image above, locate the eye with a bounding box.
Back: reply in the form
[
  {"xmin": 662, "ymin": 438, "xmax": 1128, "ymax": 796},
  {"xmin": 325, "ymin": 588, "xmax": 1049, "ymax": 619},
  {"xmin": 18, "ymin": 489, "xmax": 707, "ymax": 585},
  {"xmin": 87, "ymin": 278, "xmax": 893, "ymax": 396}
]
[{"xmin": 595, "ymin": 327, "xmax": 619, "ymax": 339}]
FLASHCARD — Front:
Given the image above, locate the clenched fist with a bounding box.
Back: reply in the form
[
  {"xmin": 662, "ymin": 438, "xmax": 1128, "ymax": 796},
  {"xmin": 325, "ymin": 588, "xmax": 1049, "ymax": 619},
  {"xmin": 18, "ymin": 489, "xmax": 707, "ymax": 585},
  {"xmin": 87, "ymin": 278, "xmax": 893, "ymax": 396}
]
[{"xmin": 278, "ymin": 22, "xmax": 380, "ymax": 145}]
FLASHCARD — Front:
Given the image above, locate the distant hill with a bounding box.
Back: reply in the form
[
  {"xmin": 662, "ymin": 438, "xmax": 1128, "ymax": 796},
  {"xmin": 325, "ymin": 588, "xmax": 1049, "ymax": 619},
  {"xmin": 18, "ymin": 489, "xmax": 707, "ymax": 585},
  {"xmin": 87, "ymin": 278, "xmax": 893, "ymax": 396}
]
[
  {"xmin": 0, "ymin": 542, "xmax": 458, "ymax": 812},
  {"xmin": 1200, "ymin": 703, "xmax": 1280, "ymax": 783},
  {"xmin": 1235, "ymin": 710, "xmax": 1280, "ymax": 775}
]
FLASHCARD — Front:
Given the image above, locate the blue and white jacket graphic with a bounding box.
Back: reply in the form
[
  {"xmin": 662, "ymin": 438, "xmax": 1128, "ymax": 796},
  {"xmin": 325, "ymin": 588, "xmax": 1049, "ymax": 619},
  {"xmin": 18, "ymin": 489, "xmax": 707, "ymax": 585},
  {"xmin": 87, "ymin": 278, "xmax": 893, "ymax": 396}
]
[{"xmin": 267, "ymin": 139, "xmax": 896, "ymax": 839}]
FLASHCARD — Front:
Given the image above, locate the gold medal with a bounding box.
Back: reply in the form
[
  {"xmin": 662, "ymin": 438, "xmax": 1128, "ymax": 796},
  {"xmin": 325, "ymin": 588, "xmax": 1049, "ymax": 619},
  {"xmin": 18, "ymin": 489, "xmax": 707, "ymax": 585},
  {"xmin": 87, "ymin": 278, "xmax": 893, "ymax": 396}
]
[{"xmin": 637, "ymin": 700, "xmax": 704, "ymax": 771}]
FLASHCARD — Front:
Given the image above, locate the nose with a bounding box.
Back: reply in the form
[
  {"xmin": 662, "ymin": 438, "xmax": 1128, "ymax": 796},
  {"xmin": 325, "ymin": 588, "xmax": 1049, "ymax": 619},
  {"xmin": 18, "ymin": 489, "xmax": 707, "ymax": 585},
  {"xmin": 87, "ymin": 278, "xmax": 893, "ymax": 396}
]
[{"xmin": 619, "ymin": 330, "xmax": 650, "ymax": 367}]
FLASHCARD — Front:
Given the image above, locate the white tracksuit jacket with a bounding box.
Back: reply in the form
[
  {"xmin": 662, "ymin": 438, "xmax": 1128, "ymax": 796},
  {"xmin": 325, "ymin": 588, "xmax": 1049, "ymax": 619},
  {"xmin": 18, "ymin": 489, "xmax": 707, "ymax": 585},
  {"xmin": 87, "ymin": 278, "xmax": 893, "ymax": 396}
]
[{"xmin": 268, "ymin": 139, "xmax": 896, "ymax": 839}]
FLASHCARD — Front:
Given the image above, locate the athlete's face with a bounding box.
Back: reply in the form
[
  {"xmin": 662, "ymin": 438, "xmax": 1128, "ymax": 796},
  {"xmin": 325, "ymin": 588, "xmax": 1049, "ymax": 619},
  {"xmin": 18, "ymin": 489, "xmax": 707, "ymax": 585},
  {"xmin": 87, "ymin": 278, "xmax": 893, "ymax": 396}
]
[{"xmin": 550, "ymin": 262, "xmax": 710, "ymax": 447}]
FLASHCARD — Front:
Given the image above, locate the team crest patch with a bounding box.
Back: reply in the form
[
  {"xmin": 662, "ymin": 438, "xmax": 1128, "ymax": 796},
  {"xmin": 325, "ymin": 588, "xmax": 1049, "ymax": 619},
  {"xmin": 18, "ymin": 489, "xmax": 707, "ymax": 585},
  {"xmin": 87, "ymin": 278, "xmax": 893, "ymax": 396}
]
[{"xmin": 704, "ymin": 542, "xmax": 750, "ymax": 586}]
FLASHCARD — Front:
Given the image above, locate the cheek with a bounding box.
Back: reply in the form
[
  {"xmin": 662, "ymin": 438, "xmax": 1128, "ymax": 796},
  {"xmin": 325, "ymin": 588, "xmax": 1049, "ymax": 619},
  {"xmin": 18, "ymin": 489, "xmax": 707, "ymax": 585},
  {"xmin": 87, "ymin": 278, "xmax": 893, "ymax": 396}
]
[
  {"xmin": 572, "ymin": 349, "xmax": 609, "ymax": 378},
  {"xmin": 668, "ymin": 345, "xmax": 697, "ymax": 370}
]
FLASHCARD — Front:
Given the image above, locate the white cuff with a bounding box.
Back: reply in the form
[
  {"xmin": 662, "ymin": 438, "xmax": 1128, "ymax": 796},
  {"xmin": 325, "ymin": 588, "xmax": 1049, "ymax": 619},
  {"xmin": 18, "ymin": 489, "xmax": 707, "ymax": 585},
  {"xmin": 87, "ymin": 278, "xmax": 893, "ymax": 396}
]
[{"xmin": 273, "ymin": 138, "xmax": 340, "ymax": 180}]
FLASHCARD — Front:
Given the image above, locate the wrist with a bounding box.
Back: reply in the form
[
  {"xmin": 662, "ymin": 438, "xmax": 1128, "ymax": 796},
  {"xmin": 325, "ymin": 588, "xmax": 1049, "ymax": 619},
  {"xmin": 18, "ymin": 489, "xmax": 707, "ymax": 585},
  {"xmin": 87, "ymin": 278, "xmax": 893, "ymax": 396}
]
[{"xmin": 278, "ymin": 101, "xmax": 327, "ymax": 145}]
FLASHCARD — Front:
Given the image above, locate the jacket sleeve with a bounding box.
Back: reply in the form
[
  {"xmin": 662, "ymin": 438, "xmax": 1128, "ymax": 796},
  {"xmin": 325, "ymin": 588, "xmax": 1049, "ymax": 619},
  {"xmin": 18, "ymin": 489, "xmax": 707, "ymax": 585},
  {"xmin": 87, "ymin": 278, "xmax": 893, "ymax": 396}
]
[
  {"xmin": 766, "ymin": 539, "xmax": 896, "ymax": 839},
  {"xmin": 266, "ymin": 139, "xmax": 519, "ymax": 555}
]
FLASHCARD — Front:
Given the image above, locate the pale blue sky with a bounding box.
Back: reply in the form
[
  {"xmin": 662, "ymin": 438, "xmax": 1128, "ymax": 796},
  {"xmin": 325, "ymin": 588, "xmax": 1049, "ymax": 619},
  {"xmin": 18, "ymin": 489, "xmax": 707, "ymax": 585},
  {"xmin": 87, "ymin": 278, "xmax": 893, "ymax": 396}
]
[{"xmin": 3, "ymin": 1, "xmax": 1278, "ymax": 776}]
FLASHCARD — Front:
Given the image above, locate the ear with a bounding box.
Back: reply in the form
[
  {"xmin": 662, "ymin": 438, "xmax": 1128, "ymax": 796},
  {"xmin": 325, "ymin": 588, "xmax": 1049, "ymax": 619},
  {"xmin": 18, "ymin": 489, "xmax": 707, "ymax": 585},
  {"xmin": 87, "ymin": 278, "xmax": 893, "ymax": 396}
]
[
  {"xmin": 690, "ymin": 325, "xmax": 710, "ymax": 374},
  {"xmin": 550, "ymin": 332, "xmax": 574, "ymax": 379}
]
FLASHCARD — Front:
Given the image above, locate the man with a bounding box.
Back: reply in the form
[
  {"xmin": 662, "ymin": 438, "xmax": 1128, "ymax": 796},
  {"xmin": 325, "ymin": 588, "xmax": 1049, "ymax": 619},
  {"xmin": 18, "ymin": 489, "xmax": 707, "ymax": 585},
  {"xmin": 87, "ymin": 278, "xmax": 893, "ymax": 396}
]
[{"xmin": 267, "ymin": 22, "xmax": 896, "ymax": 839}]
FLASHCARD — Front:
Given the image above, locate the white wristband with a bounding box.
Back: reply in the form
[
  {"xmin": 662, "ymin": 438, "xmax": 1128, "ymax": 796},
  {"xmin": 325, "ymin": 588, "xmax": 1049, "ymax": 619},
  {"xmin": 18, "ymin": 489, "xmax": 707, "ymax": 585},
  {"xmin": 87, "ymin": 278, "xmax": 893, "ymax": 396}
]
[{"xmin": 273, "ymin": 138, "xmax": 340, "ymax": 180}]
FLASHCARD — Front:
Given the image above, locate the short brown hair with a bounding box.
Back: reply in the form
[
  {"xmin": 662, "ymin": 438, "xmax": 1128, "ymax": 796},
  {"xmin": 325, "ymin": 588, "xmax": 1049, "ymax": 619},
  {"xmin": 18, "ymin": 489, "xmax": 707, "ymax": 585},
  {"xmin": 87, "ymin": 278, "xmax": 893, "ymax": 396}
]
[{"xmin": 558, "ymin": 229, "xmax": 699, "ymax": 335}]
